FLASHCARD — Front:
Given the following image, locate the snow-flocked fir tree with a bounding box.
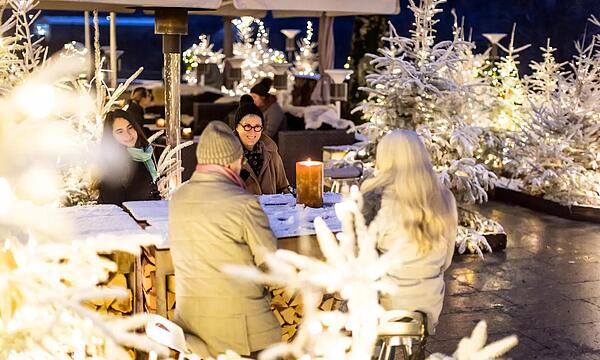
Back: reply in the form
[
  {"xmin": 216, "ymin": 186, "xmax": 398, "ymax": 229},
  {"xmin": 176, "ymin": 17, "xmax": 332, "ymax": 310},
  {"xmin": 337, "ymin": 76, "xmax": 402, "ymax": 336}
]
[
  {"xmin": 484, "ymin": 25, "xmax": 531, "ymax": 132},
  {"xmin": 353, "ymin": 0, "xmax": 502, "ymax": 253},
  {"xmin": 502, "ymin": 28, "xmax": 600, "ymax": 206},
  {"xmin": 472, "ymin": 26, "xmax": 531, "ymax": 178},
  {"xmin": 291, "ymin": 21, "xmax": 318, "ymax": 76},
  {"xmin": 182, "ymin": 34, "xmax": 225, "ymax": 85},
  {"xmin": 229, "ymin": 17, "xmax": 286, "ymax": 95},
  {"xmin": 0, "ymin": 3, "xmax": 170, "ymax": 357}
]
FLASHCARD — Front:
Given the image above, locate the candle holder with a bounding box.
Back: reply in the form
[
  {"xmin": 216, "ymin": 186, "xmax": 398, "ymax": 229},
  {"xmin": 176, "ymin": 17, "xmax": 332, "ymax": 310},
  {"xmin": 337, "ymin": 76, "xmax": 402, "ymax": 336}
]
[
  {"xmin": 296, "ymin": 159, "xmax": 323, "ymax": 208},
  {"xmin": 181, "ymin": 127, "xmax": 193, "ymax": 139},
  {"xmin": 281, "ymin": 29, "xmax": 300, "ymax": 61},
  {"xmin": 271, "ymin": 62, "xmax": 292, "ymax": 90},
  {"xmin": 225, "ymin": 56, "xmax": 244, "ymax": 89},
  {"xmin": 324, "ymin": 69, "xmax": 353, "ymax": 118}
]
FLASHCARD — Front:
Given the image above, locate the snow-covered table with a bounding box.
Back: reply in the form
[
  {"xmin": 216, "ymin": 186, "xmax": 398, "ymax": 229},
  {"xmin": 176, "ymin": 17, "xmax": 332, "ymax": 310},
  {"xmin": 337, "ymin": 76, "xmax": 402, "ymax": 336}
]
[
  {"xmin": 54, "ymin": 204, "xmax": 148, "ymax": 313},
  {"xmin": 122, "ymin": 193, "xmax": 343, "ymax": 317},
  {"xmin": 122, "ymin": 192, "xmax": 343, "ymax": 249}
]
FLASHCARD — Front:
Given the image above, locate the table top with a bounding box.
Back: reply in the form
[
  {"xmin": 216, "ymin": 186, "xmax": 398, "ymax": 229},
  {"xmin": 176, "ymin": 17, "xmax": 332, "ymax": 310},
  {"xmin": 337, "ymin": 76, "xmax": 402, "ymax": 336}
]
[
  {"xmin": 123, "ymin": 193, "xmax": 343, "ymax": 249},
  {"xmin": 55, "ymin": 204, "xmax": 149, "ymax": 238}
]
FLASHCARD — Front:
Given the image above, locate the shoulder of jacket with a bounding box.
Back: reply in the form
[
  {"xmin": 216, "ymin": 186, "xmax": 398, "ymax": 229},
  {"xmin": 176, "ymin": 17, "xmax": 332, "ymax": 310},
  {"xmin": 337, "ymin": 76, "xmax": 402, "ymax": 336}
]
[{"xmin": 260, "ymin": 135, "xmax": 279, "ymax": 153}]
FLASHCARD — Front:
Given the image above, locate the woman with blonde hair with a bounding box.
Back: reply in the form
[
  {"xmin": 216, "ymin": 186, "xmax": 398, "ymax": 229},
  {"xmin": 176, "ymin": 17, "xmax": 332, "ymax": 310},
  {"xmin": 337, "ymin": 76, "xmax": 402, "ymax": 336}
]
[{"xmin": 361, "ymin": 129, "xmax": 457, "ymax": 336}]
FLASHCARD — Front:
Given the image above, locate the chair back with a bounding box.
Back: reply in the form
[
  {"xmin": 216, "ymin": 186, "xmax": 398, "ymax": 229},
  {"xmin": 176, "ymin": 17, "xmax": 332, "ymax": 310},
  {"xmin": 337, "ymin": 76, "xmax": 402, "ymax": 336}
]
[
  {"xmin": 277, "ymin": 129, "xmax": 355, "ymax": 186},
  {"xmin": 193, "ymin": 102, "xmax": 239, "ymax": 135},
  {"xmin": 146, "ymin": 314, "xmax": 188, "ymax": 354}
]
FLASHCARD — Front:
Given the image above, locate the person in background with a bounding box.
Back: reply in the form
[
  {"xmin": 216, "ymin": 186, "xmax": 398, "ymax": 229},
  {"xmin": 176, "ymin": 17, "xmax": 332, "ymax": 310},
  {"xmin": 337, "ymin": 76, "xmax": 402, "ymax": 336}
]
[
  {"xmin": 169, "ymin": 121, "xmax": 280, "ymax": 358},
  {"xmin": 234, "ymin": 95, "xmax": 289, "ymax": 195},
  {"xmin": 127, "ymin": 87, "xmax": 153, "ymax": 126},
  {"xmin": 361, "ymin": 129, "xmax": 457, "ymax": 339},
  {"xmin": 97, "ymin": 109, "xmax": 159, "ymax": 205},
  {"xmin": 250, "ymin": 78, "xmax": 287, "ymax": 141}
]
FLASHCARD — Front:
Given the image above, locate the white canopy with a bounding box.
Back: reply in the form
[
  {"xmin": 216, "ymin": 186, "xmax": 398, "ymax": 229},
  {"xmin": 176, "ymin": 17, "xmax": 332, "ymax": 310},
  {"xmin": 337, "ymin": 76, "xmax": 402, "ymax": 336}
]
[
  {"xmin": 11, "ymin": 0, "xmax": 223, "ymax": 11},
  {"xmin": 189, "ymin": 0, "xmax": 399, "ymax": 17},
  {"xmin": 237, "ymin": 0, "xmax": 400, "ymax": 16}
]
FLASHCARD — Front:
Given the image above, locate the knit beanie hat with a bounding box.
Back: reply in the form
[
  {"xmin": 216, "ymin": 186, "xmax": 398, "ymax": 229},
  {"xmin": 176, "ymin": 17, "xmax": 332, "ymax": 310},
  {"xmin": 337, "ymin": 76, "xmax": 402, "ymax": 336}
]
[
  {"xmin": 250, "ymin": 78, "xmax": 273, "ymax": 97},
  {"xmin": 196, "ymin": 121, "xmax": 243, "ymax": 166},
  {"xmin": 234, "ymin": 95, "xmax": 264, "ymax": 127}
]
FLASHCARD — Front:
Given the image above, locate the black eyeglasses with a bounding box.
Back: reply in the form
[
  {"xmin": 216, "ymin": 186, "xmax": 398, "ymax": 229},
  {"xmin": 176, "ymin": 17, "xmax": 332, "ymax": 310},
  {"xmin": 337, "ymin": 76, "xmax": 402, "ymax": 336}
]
[{"xmin": 238, "ymin": 124, "xmax": 263, "ymax": 132}]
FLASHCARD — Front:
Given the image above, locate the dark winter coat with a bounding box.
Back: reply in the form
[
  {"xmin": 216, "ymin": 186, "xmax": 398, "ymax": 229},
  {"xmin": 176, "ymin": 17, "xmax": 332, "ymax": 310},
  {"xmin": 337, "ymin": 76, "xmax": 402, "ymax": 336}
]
[
  {"xmin": 261, "ymin": 101, "xmax": 287, "ymax": 142},
  {"xmin": 98, "ymin": 159, "xmax": 159, "ymax": 206},
  {"xmin": 241, "ymin": 134, "xmax": 289, "ymax": 195}
]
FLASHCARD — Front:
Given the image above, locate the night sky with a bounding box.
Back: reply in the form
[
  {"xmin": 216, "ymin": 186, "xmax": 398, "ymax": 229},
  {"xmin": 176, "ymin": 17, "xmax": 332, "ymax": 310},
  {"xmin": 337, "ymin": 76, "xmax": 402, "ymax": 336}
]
[{"xmin": 38, "ymin": 0, "xmax": 600, "ymax": 80}]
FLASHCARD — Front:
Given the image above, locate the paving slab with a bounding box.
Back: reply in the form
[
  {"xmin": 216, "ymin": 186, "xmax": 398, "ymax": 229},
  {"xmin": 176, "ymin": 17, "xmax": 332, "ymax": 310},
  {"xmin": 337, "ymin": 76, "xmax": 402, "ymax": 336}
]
[{"xmin": 430, "ymin": 201, "xmax": 600, "ymax": 358}]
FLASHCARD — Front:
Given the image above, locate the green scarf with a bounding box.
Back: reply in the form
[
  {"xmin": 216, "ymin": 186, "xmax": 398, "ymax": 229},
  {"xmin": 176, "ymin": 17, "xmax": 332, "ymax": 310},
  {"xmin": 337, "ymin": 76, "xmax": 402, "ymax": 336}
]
[{"xmin": 127, "ymin": 145, "xmax": 158, "ymax": 183}]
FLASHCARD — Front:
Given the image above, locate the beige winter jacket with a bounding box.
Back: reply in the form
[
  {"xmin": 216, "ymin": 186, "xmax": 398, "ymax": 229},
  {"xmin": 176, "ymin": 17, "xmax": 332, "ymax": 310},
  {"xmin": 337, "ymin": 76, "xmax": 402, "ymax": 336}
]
[
  {"xmin": 368, "ymin": 187, "xmax": 457, "ymax": 335},
  {"xmin": 243, "ymin": 134, "xmax": 289, "ymax": 195},
  {"xmin": 169, "ymin": 171, "xmax": 280, "ymax": 357}
]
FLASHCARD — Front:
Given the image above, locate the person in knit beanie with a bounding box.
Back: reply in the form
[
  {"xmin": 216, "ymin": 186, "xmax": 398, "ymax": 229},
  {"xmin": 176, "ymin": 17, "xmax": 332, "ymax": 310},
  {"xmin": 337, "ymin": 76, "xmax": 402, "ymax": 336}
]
[
  {"xmin": 249, "ymin": 78, "xmax": 287, "ymax": 140},
  {"xmin": 233, "ymin": 95, "xmax": 289, "ymax": 195},
  {"xmin": 169, "ymin": 120, "xmax": 280, "ymax": 358},
  {"xmin": 197, "ymin": 121, "xmax": 243, "ymax": 167}
]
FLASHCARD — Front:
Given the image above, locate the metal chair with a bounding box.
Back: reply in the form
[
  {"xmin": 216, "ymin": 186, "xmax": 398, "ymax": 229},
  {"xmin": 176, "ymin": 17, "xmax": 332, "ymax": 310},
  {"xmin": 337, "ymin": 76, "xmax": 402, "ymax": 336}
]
[
  {"xmin": 324, "ymin": 162, "xmax": 363, "ymax": 193},
  {"xmin": 376, "ymin": 310, "xmax": 428, "ymax": 360}
]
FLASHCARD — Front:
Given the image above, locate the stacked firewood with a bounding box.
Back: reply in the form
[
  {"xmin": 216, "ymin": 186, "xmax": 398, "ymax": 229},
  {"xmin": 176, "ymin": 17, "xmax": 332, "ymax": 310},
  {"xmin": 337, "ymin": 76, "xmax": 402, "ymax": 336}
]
[
  {"xmin": 166, "ymin": 274, "xmax": 176, "ymax": 320},
  {"xmin": 270, "ymin": 288, "xmax": 343, "ymax": 342},
  {"xmin": 86, "ymin": 252, "xmax": 135, "ymax": 316},
  {"xmin": 141, "ymin": 247, "xmax": 156, "ymax": 313},
  {"xmin": 86, "ymin": 273, "xmax": 133, "ymax": 315},
  {"xmin": 141, "ymin": 247, "xmax": 177, "ymax": 319}
]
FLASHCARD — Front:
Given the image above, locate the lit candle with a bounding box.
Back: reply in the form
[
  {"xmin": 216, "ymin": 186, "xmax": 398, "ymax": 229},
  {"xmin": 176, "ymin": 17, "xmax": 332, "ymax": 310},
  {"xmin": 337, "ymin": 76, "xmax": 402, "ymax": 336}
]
[
  {"xmin": 155, "ymin": 118, "xmax": 166, "ymax": 128},
  {"xmin": 182, "ymin": 127, "xmax": 192, "ymax": 139},
  {"xmin": 296, "ymin": 159, "xmax": 323, "ymax": 208}
]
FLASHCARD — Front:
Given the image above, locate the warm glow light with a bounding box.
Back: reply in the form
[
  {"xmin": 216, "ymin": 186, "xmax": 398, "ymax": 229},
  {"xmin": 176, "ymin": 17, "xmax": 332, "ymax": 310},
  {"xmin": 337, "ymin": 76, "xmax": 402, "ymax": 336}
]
[
  {"xmin": 0, "ymin": 177, "xmax": 13, "ymax": 215},
  {"xmin": 17, "ymin": 167, "xmax": 60, "ymax": 204},
  {"xmin": 17, "ymin": 84, "xmax": 55, "ymax": 118}
]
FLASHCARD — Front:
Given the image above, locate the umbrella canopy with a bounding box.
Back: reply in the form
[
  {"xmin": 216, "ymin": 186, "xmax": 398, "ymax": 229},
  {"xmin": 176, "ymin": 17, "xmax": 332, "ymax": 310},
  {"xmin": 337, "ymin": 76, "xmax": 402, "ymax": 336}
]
[
  {"xmin": 189, "ymin": 0, "xmax": 399, "ymax": 17},
  {"xmin": 241, "ymin": 0, "xmax": 400, "ymax": 17},
  {"xmin": 11, "ymin": 0, "xmax": 223, "ymax": 11}
]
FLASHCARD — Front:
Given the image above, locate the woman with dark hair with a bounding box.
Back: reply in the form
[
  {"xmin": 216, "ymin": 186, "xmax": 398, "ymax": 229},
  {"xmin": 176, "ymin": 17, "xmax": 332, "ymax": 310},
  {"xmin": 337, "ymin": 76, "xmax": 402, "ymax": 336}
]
[
  {"xmin": 98, "ymin": 109, "xmax": 160, "ymax": 205},
  {"xmin": 127, "ymin": 87, "xmax": 153, "ymax": 126},
  {"xmin": 233, "ymin": 95, "xmax": 289, "ymax": 195},
  {"xmin": 250, "ymin": 78, "xmax": 287, "ymax": 141}
]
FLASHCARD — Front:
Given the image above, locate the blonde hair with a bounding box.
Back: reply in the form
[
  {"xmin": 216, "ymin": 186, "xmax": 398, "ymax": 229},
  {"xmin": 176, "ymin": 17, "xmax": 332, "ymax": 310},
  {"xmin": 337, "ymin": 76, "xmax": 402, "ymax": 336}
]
[{"xmin": 361, "ymin": 130, "xmax": 456, "ymax": 254}]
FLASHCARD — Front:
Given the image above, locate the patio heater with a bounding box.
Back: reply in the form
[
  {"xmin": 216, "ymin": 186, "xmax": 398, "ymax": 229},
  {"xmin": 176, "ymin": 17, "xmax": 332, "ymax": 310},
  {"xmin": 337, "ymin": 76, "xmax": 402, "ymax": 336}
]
[
  {"xmin": 155, "ymin": 8, "xmax": 188, "ymax": 190},
  {"xmin": 271, "ymin": 63, "xmax": 292, "ymax": 91},
  {"xmin": 225, "ymin": 56, "xmax": 244, "ymax": 90},
  {"xmin": 325, "ymin": 69, "xmax": 353, "ymax": 118},
  {"xmin": 281, "ymin": 29, "xmax": 300, "ymax": 62},
  {"xmin": 482, "ymin": 33, "xmax": 507, "ymax": 62}
]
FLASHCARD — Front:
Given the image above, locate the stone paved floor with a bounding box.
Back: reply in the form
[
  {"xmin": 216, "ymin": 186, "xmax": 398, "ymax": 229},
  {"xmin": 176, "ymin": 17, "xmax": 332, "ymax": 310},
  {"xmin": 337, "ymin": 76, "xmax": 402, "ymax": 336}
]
[{"xmin": 426, "ymin": 201, "xmax": 600, "ymax": 359}]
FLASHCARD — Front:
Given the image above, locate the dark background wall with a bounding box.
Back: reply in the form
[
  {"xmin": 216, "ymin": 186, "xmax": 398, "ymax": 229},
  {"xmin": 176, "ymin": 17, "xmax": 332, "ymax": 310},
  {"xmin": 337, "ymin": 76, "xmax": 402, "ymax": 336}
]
[{"xmin": 36, "ymin": 0, "xmax": 600, "ymax": 80}]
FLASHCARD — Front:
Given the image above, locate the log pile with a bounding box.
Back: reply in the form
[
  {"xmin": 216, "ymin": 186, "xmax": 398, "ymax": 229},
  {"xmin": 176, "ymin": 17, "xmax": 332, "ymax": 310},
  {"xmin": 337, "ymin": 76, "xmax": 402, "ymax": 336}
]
[
  {"xmin": 271, "ymin": 288, "xmax": 343, "ymax": 342},
  {"xmin": 86, "ymin": 273, "xmax": 133, "ymax": 315},
  {"xmin": 141, "ymin": 247, "xmax": 157, "ymax": 313},
  {"xmin": 141, "ymin": 247, "xmax": 177, "ymax": 319},
  {"xmin": 86, "ymin": 252, "xmax": 135, "ymax": 316}
]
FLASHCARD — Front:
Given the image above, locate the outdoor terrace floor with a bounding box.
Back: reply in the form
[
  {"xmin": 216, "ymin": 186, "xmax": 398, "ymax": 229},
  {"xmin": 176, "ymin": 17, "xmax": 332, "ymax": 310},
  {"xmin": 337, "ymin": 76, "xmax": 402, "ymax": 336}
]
[{"xmin": 427, "ymin": 201, "xmax": 600, "ymax": 359}]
